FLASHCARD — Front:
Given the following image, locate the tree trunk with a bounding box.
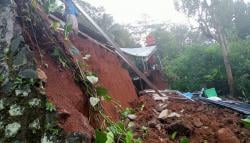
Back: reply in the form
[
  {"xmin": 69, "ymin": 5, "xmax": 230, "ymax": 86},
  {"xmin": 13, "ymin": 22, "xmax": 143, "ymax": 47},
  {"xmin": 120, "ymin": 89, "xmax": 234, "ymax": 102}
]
[{"xmin": 217, "ymin": 28, "xmax": 235, "ymax": 96}]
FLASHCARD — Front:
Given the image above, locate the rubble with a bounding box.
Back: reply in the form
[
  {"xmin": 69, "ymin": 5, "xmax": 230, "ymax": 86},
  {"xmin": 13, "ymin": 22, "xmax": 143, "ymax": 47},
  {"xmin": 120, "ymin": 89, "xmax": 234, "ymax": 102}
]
[
  {"xmin": 216, "ymin": 128, "xmax": 240, "ymax": 143},
  {"xmin": 158, "ymin": 109, "xmax": 181, "ymax": 119},
  {"xmin": 127, "ymin": 114, "xmax": 137, "ymax": 120},
  {"xmin": 131, "ymin": 94, "xmax": 250, "ymax": 143}
]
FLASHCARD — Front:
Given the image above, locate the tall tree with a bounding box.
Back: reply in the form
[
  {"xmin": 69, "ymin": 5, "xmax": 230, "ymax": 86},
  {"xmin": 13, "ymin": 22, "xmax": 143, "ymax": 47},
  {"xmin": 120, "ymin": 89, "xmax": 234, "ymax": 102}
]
[
  {"xmin": 77, "ymin": 1, "xmax": 139, "ymax": 47},
  {"xmin": 234, "ymin": 0, "xmax": 250, "ymax": 39},
  {"xmin": 174, "ymin": 0, "xmax": 235, "ymax": 96}
]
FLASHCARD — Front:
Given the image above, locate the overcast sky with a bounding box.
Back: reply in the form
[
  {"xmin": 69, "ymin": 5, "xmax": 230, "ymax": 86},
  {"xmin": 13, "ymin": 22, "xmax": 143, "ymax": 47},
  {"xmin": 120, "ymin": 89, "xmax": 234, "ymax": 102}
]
[
  {"xmin": 82, "ymin": 0, "xmax": 250, "ymax": 25},
  {"xmin": 83, "ymin": 0, "xmax": 189, "ymax": 25}
]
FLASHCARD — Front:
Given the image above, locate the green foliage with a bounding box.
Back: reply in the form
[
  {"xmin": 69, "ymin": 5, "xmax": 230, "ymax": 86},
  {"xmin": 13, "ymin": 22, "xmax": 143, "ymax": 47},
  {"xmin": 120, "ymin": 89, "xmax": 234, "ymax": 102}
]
[
  {"xmin": 45, "ymin": 101, "xmax": 56, "ymax": 112},
  {"xmin": 229, "ymin": 39, "xmax": 250, "ymax": 100},
  {"xmin": 180, "ymin": 137, "xmax": 189, "ymax": 143},
  {"xmin": 241, "ymin": 116, "xmax": 250, "ymax": 129},
  {"xmin": 77, "ymin": 1, "xmax": 139, "ymax": 47},
  {"xmin": 51, "ymin": 47, "xmax": 68, "ymax": 68},
  {"xmin": 96, "ymin": 86, "xmax": 108, "ymax": 97},
  {"xmin": 43, "ymin": 0, "xmax": 63, "ymax": 14},
  {"xmin": 162, "ymin": 37, "xmax": 250, "ymax": 99},
  {"xmin": 0, "ymin": 74, "xmax": 5, "ymax": 84},
  {"xmin": 106, "ymin": 131, "xmax": 115, "ymax": 143},
  {"xmin": 96, "ymin": 122, "xmax": 141, "ymax": 143},
  {"xmin": 13, "ymin": 77, "xmax": 36, "ymax": 90},
  {"xmin": 120, "ymin": 108, "xmax": 135, "ymax": 119},
  {"xmin": 171, "ymin": 131, "xmax": 178, "ymax": 140},
  {"xmin": 165, "ymin": 43, "xmax": 226, "ymax": 92},
  {"xmin": 95, "ymin": 129, "xmax": 107, "ymax": 143},
  {"xmin": 45, "ymin": 121, "xmax": 59, "ymax": 136},
  {"xmin": 63, "ymin": 24, "xmax": 72, "ymax": 40},
  {"xmin": 125, "ymin": 131, "xmax": 133, "ymax": 143},
  {"xmin": 51, "ymin": 21, "xmax": 61, "ymax": 30}
]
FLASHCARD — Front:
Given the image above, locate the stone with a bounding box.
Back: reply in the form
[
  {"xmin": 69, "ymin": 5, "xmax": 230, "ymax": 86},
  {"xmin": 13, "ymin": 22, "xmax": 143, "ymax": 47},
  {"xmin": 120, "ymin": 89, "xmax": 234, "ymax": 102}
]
[
  {"xmin": 148, "ymin": 118, "xmax": 158, "ymax": 128},
  {"xmin": 216, "ymin": 128, "xmax": 240, "ymax": 143},
  {"xmin": 153, "ymin": 94, "xmax": 169, "ymax": 102},
  {"xmin": 156, "ymin": 124, "xmax": 162, "ymax": 131},
  {"xmin": 15, "ymin": 89, "xmax": 30, "ymax": 97},
  {"xmin": 0, "ymin": 62, "xmax": 9, "ymax": 86},
  {"xmin": 41, "ymin": 134, "xmax": 54, "ymax": 143},
  {"xmin": 37, "ymin": 68, "xmax": 47, "ymax": 82},
  {"xmin": 10, "ymin": 35, "xmax": 24, "ymax": 55},
  {"xmin": 158, "ymin": 109, "xmax": 170, "ymax": 119},
  {"xmin": 18, "ymin": 69, "xmax": 38, "ymax": 79},
  {"xmin": 158, "ymin": 109, "xmax": 181, "ymax": 119},
  {"xmin": 9, "ymin": 104, "xmax": 24, "ymax": 116},
  {"xmin": 29, "ymin": 118, "xmax": 40, "ymax": 130},
  {"xmin": 127, "ymin": 114, "xmax": 137, "ymax": 120},
  {"xmin": 167, "ymin": 112, "xmax": 181, "ymax": 118},
  {"xmin": 1, "ymin": 81, "xmax": 13, "ymax": 94},
  {"xmin": 193, "ymin": 118, "xmax": 203, "ymax": 128},
  {"xmin": 86, "ymin": 75, "xmax": 98, "ymax": 85},
  {"xmin": 127, "ymin": 122, "xmax": 135, "ymax": 128},
  {"xmin": 13, "ymin": 49, "xmax": 27, "ymax": 68},
  {"xmin": 5, "ymin": 122, "xmax": 21, "ymax": 138},
  {"xmin": 165, "ymin": 121, "xmax": 192, "ymax": 137},
  {"xmin": 66, "ymin": 132, "xmax": 90, "ymax": 143},
  {"xmin": 0, "ymin": 99, "xmax": 4, "ymax": 111},
  {"xmin": 28, "ymin": 98, "xmax": 42, "ymax": 107},
  {"xmin": 156, "ymin": 103, "xmax": 168, "ymax": 112},
  {"xmin": 0, "ymin": 121, "xmax": 4, "ymax": 129}
]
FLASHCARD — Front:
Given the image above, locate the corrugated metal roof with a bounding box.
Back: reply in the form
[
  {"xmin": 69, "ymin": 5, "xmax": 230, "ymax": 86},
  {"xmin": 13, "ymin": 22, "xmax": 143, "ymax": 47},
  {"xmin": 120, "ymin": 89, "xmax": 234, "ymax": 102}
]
[{"xmin": 120, "ymin": 46, "xmax": 157, "ymax": 57}]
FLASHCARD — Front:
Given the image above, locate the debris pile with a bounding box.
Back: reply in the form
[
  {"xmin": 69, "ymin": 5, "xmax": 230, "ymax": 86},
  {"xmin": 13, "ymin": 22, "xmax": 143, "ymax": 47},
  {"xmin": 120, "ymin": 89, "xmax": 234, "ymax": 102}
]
[{"xmin": 130, "ymin": 92, "xmax": 250, "ymax": 143}]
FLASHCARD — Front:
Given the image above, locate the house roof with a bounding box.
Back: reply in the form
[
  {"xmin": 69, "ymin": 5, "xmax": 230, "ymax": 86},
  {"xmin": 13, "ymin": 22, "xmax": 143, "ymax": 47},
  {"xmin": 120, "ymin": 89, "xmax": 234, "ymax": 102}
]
[
  {"xmin": 52, "ymin": 12, "xmax": 109, "ymax": 44},
  {"xmin": 120, "ymin": 46, "xmax": 157, "ymax": 57}
]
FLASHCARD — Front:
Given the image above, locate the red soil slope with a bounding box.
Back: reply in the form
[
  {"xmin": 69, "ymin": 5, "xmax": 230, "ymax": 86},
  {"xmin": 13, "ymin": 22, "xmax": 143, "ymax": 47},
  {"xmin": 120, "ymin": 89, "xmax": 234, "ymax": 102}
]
[
  {"xmin": 35, "ymin": 52, "xmax": 94, "ymax": 138},
  {"xmin": 33, "ymin": 35, "xmax": 138, "ymax": 137},
  {"xmin": 23, "ymin": 1, "xmax": 138, "ymax": 138},
  {"xmin": 72, "ymin": 37, "xmax": 138, "ymax": 120}
]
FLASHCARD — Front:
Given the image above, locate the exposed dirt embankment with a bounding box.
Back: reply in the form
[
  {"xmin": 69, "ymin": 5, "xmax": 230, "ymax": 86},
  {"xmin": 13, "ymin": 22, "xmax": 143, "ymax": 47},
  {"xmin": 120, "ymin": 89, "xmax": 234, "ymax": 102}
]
[
  {"xmin": 72, "ymin": 37, "xmax": 138, "ymax": 120},
  {"xmin": 33, "ymin": 33, "xmax": 138, "ymax": 135},
  {"xmin": 40, "ymin": 53, "xmax": 93, "ymax": 134}
]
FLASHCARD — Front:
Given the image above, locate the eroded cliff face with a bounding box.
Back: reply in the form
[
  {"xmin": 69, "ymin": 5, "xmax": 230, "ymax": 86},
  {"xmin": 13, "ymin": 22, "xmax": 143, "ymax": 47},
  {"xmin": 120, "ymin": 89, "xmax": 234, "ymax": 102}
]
[
  {"xmin": 1, "ymin": 0, "xmax": 139, "ymax": 142},
  {"xmin": 72, "ymin": 38, "xmax": 138, "ymax": 121}
]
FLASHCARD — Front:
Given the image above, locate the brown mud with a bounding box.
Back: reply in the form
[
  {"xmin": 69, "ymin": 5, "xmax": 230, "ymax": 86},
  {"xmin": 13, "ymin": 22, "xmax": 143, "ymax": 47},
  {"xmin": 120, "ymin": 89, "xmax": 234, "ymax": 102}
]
[
  {"xmin": 71, "ymin": 37, "xmax": 138, "ymax": 120},
  {"xmin": 131, "ymin": 94, "xmax": 250, "ymax": 143}
]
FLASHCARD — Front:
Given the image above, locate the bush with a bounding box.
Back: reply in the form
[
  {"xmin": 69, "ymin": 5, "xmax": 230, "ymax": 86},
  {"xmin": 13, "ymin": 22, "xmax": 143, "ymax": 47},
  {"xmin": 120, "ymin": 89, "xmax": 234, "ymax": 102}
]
[
  {"xmin": 230, "ymin": 39, "xmax": 250, "ymax": 100},
  {"xmin": 165, "ymin": 43, "xmax": 226, "ymax": 95},
  {"xmin": 165, "ymin": 39, "xmax": 250, "ymax": 100}
]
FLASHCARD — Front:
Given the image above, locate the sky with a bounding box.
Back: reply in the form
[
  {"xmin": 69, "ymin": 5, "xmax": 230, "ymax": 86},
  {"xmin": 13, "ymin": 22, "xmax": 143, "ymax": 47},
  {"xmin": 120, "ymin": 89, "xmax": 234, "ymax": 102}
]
[{"xmin": 83, "ymin": 0, "xmax": 190, "ymax": 25}]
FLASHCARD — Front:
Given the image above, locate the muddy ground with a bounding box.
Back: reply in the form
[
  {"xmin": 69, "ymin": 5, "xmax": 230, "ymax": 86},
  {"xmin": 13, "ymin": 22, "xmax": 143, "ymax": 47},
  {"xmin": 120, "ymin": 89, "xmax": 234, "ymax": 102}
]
[{"xmin": 131, "ymin": 93, "xmax": 250, "ymax": 143}]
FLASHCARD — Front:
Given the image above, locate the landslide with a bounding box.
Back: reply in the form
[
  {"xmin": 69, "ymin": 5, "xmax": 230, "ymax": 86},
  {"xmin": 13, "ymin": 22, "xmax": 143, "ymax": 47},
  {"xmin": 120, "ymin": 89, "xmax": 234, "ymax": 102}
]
[
  {"xmin": 13, "ymin": 0, "xmax": 138, "ymax": 140},
  {"xmin": 130, "ymin": 93, "xmax": 250, "ymax": 143}
]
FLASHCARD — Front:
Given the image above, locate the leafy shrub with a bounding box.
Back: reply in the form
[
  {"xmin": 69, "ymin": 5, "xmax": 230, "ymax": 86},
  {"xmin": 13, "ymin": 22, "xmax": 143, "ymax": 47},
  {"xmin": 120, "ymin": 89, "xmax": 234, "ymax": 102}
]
[
  {"xmin": 165, "ymin": 43, "xmax": 227, "ymax": 93},
  {"xmin": 229, "ymin": 39, "xmax": 250, "ymax": 100},
  {"xmin": 164, "ymin": 39, "xmax": 250, "ymax": 100}
]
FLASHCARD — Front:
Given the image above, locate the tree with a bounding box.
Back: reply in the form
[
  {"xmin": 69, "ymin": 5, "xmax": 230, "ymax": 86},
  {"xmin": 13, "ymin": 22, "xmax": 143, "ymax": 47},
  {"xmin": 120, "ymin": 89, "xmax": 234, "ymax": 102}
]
[
  {"xmin": 77, "ymin": 1, "xmax": 139, "ymax": 47},
  {"xmin": 234, "ymin": 0, "xmax": 250, "ymax": 39},
  {"xmin": 174, "ymin": 0, "xmax": 235, "ymax": 96}
]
